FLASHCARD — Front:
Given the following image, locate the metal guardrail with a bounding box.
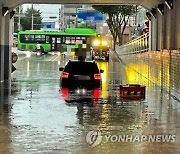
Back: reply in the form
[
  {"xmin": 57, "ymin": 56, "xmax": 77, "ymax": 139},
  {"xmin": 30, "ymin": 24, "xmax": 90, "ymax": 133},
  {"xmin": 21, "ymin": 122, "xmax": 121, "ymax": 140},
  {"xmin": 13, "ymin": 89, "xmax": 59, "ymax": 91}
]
[{"xmin": 116, "ymin": 33, "xmax": 149, "ymax": 55}]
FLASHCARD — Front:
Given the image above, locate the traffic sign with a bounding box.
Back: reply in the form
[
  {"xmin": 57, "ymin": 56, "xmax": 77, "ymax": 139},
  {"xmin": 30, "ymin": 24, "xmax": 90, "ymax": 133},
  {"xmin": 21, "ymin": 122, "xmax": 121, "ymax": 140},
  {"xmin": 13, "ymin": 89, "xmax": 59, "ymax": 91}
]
[{"xmin": 78, "ymin": 11, "xmax": 104, "ymax": 21}]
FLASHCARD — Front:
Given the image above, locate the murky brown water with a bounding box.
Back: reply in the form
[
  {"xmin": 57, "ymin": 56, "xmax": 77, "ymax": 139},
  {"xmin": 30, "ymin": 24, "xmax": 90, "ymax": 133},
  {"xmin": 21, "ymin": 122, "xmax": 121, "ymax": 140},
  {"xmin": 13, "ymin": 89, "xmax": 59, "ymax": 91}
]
[{"xmin": 0, "ymin": 49, "xmax": 179, "ymax": 154}]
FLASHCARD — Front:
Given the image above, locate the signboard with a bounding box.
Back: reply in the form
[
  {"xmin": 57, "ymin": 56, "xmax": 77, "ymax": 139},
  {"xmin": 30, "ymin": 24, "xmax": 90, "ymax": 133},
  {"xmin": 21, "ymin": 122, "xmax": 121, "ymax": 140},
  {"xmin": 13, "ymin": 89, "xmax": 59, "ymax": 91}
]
[{"xmin": 78, "ymin": 11, "xmax": 104, "ymax": 21}]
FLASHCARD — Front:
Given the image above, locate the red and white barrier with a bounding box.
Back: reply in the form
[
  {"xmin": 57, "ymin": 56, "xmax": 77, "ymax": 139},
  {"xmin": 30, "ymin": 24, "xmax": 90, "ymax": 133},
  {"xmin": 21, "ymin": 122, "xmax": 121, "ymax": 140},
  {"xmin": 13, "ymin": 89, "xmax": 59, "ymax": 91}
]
[{"xmin": 120, "ymin": 84, "xmax": 145, "ymax": 100}]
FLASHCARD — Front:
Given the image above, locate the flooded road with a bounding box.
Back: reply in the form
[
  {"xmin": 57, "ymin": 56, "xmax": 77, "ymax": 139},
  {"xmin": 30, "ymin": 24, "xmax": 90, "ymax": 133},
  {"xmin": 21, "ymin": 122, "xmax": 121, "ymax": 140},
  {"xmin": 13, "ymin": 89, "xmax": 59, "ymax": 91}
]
[{"xmin": 0, "ymin": 49, "xmax": 180, "ymax": 154}]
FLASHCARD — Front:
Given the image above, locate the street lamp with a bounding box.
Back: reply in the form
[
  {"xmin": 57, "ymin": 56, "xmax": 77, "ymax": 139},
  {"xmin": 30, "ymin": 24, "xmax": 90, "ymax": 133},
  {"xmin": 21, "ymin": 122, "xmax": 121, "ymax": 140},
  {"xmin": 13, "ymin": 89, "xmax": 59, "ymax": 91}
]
[
  {"xmin": 150, "ymin": 8, "xmax": 156, "ymax": 18},
  {"xmin": 165, "ymin": 0, "xmax": 173, "ymax": 9},
  {"xmin": 2, "ymin": 7, "xmax": 9, "ymax": 16},
  {"xmin": 31, "ymin": 4, "xmax": 34, "ymax": 30},
  {"xmin": 157, "ymin": 4, "xmax": 164, "ymax": 15}
]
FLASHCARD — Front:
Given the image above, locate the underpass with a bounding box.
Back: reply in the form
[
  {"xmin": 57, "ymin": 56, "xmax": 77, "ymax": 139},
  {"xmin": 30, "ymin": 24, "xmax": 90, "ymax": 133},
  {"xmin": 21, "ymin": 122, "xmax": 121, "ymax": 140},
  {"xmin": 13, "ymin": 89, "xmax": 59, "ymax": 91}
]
[
  {"xmin": 0, "ymin": 0, "xmax": 180, "ymax": 153},
  {"xmin": 0, "ymin": 48, "xmax": 179, "ymax": 154}
]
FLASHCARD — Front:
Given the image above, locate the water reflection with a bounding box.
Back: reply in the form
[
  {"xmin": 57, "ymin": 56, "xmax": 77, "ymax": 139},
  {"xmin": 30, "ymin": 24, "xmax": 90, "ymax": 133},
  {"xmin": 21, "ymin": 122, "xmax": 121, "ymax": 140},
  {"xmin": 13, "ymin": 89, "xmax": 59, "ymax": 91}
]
[
  {"xmin": 125, "ymin": 63, "xmax": 149, "ymax": 84},
  {"xmin": 0, "ymin": 52, "xmax": 179, "ymax": 154},
  {"xmin": 0, "ymin": 82, "xmax": 11, "ymax": 154},
  {"xmin": 61, "ymin": 87, "xmax": 101, "ymax": 106},
  {"xmin": 96, "ymin": 61, "xmax": 109, "ymax": 99},
  {"xmin": 0, "ymin": 83, "xmax": 3, "ymax": 116}
]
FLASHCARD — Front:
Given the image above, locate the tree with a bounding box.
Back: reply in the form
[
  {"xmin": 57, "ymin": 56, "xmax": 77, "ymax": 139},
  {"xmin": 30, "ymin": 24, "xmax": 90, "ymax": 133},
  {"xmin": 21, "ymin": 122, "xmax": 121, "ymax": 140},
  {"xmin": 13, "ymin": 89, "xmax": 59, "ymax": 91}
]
[
  {"xmin": 92, "ymin": 5, "xmax": 137, "ymax": 49},
  {"xmin": 21, "ymin": 7, "xmax": 42, "ymax": 30}
]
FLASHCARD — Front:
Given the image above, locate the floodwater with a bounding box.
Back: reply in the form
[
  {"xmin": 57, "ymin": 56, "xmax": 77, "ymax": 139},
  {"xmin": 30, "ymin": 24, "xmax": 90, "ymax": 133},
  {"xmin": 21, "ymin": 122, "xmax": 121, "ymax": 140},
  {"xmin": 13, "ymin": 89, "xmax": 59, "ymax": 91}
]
[{"xmin": 0, "ymin": 48, "xmax": 179, "ymax": 154}]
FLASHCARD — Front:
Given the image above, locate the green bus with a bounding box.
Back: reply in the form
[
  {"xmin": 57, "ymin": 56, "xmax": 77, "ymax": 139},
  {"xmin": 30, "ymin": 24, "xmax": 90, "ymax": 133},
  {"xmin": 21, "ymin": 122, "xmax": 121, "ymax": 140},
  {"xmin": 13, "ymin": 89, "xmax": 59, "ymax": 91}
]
[
  {"xmin": 18, "ymin": 30, "xmax": 65, "ymax": 52},
  {"xmin": 17, "ymin": 28, "xmax": 98, "ymax": 53}
]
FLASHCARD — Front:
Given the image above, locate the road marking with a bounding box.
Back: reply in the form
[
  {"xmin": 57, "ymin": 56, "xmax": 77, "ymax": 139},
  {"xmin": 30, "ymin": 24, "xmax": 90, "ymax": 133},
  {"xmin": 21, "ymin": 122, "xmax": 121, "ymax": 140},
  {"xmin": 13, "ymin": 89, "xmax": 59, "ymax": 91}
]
[{"xmin": 49, "ymin": 54, "xmax": 59, "ymax": 61}]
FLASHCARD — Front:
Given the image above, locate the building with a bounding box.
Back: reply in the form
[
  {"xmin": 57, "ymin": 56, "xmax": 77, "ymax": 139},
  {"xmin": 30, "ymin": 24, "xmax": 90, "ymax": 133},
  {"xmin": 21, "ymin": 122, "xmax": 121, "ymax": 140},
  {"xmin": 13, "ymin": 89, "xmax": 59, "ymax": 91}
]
[
  {"xmin": 21, "ymin": 4, "xmax": 105, "ymax": 32},
  {"xmin": 59, "ymin": 5, "xmax": 106, "ymax": 31},
  {"xmin": 59, "ymin": 4, "xmax": 83, "ymax": 30},
  {"xmin": 22, "ymin": 4, "xmax": 60, "ymax": 30}
]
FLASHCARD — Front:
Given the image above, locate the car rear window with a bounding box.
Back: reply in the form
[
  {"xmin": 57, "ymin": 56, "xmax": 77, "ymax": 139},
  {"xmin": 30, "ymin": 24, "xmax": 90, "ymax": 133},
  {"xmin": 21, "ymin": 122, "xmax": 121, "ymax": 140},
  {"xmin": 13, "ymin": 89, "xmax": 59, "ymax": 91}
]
[{"xmin": 64, "ymin": 61, "xmax": 99, "ymax": 75}]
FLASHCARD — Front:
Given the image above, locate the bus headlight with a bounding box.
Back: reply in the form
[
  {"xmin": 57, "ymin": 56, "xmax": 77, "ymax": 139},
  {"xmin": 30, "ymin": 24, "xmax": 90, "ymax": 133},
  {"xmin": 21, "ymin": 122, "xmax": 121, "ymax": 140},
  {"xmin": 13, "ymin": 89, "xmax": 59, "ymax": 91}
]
[
  {"xmin": 102, "ymin": 40, "xmax": 108, "ymax": 46},
  {"xmin": 93, "ymin": 40, "xmax": 100, "ymax": 46}
]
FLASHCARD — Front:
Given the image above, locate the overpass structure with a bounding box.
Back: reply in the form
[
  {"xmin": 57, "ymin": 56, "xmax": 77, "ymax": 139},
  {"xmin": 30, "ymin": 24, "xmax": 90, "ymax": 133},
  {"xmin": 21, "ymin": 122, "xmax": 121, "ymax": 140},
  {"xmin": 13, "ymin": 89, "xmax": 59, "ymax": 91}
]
[{"xmin": 0, "ymin": 0, "xmax": 180, "ymax": 99}]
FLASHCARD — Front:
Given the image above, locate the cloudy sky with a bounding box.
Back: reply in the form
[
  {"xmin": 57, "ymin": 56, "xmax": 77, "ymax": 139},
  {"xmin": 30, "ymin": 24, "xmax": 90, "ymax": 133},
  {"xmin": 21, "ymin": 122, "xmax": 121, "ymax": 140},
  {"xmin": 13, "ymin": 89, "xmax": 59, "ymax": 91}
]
[{"xmin": 22, "ymin": 4, "xmax": 61, "ymax": 22}]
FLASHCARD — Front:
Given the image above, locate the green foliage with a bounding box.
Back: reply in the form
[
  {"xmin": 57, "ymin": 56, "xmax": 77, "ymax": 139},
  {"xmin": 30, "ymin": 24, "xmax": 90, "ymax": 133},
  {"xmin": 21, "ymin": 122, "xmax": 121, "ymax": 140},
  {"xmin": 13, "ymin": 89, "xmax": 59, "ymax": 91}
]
[
  {"xmin": 21, "ymin": 7, "xmax": 42, "ymax": 30},
  {"xmin": 92, "ymin": 5, "xmax": 136, "ymax": 16},
  {"xmin": 92, "ymin": 5, "xmax": 120, "ymax": 14},
  {"xmin": 118, "ymin": 5, "xmax": 137, "ymax": 16},
  {"xmin": 92, "ymin": 5, "xmax": 137, "ymax": 47}
]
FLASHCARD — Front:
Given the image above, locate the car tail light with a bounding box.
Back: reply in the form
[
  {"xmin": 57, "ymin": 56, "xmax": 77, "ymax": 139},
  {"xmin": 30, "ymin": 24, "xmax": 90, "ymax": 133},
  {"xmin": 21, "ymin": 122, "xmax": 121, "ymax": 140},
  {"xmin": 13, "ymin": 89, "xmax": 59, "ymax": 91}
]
[
  {"xmin": 61, "ymin": 88, "xmax": 69, "ymax": 100},
  {"xmin": 94, "ymin": 73, "xmax": 101, "ymax": 80},
  {"xmin": 61, "ymin": 72, "xmax": 69, "ymax": 78},
  {"xmin": 93, "ymin": 88, "xmax": 101, "ymax": 99},
  {"xmin": 93, "ymin": 88, "xmax": 101, "ymax": 106}
]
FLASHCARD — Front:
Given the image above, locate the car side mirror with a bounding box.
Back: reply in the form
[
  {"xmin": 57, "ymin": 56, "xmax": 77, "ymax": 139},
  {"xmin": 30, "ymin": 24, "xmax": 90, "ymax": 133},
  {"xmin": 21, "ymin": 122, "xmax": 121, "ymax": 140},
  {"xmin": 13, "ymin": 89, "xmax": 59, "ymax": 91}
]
[
  {"xmin": 100, "ymin": 70, "xmax": 104, "ymax": 73},
  {"xmin": 59, "ymin": 67, "xmax": 64, "ymax": 71}
]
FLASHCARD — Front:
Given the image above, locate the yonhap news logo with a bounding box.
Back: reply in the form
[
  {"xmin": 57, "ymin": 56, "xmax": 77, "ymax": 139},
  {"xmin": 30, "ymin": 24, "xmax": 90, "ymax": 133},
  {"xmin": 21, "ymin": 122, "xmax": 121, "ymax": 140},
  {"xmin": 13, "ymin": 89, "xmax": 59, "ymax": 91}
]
[
  {"xmin": 86, "ymin": 130, "xmax": 176, "ymax": 148},
  {"xmin": 86, "ymin": 130, "xmax": 103, "ymax": 148}
]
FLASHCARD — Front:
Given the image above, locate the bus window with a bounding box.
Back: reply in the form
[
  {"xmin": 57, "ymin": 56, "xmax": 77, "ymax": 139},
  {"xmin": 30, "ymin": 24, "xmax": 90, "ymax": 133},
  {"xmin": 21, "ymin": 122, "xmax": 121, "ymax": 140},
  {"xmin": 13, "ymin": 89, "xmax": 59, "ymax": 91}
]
[
  {"xmin": 81, "ymin": 37, "xmax": 86, "ymax": 40},
  {"xmin": 20, "ymin": 35, "xmax": 26, "ymax": 42},
  {"xmin": 20, "ymin": 34, "xmax": 34, "ymax": 43},
  {"xmin": 76, "ymin": 40, "xmax": 83, "ymax": 44},
  {"xmin": 71, "ymin": 37, "xmax": 75, "ymax": 44},
  {"xmin": 26, "ymin": 35, "xmax": 34, "ymax": 42},
  {"xmin": 57, "ymin": 38, "xmax": 61, "ymax": 43},
  {"xmin": 35, "ymin": 35, "xmax": 45, "ymax": 43},
  {"xmin": 66, "ymin": 37, "xmax": 71, "ymax": 44}
]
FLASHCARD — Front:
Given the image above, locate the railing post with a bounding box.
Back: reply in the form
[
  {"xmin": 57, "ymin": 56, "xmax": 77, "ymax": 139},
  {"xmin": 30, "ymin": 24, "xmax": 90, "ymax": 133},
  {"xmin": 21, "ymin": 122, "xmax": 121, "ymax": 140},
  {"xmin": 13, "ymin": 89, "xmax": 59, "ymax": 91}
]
[{"xmin": 116, "ymin": 33, "xmax": 149, "ymax": 56}]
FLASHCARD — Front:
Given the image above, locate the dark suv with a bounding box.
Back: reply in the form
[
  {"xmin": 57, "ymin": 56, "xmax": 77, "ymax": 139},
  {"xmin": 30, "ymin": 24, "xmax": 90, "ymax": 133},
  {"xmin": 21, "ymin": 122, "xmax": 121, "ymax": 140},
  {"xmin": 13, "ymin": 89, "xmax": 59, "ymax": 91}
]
[{"xmin": 59, "ymin": 60, "xmax": 103, "ymax": 89}]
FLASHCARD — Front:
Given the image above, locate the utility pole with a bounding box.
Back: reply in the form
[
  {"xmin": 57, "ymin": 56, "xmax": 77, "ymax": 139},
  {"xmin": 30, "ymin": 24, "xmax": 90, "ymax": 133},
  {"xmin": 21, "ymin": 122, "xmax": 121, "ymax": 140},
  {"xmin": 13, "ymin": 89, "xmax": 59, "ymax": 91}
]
[
  {"xmin": 15, "ymin": 5, "xmax": 25, "ymax": 32},
  {"xmin": 69, "ymin": 8, "xmax": 70, "ymax": 28},
  {"xmin": 18, "ymin": 5, "xmax": 21, "ymax": 31},
  {"xmin": 75, "ymin": 5, "xmax": 77, "ymax": 27},
  {"xmin": 59, "ymin": 7, "xmax": 61, "ymax": 30},
  {"xmin": 31, "ymin": 4, "xmax": 34, "ymax": 30}
]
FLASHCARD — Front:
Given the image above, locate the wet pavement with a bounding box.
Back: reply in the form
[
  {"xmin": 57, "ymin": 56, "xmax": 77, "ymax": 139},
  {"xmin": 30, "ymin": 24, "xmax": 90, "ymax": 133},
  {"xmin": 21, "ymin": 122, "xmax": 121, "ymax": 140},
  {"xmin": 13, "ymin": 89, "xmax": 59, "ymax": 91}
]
[{"xmin": 0, "ymin": 48, "xmax": 180, "ymax": 154}]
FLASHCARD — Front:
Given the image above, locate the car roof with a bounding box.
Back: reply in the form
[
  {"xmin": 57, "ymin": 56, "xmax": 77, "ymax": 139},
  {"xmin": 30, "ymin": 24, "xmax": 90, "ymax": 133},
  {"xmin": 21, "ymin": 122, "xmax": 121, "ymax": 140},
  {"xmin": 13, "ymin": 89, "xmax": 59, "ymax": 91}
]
[
  {"xmin": 64, "ymin": 60, "xmax": 99, "ymax": 73},
  {"xmin": 67, "ymin": 60, "xmax": 97, "ymax": 64}
]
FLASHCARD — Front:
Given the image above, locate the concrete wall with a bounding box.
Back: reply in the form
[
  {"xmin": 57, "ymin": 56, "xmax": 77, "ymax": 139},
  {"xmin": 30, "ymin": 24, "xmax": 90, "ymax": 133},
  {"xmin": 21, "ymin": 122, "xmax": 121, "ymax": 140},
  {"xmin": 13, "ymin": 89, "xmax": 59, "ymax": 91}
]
[
  {"xmin": 118, "ymin": 50, "xmax": 180, "ymax": 101},
  {"xmin": 116, "ymin": 0, "xmax": 180, "ymax": 101},
  {"xmin": 0, "ymin": 5, "xmax": 5, "ymax": 83},
  {"xmin": 151, "ymin": 0, "xmax": 180, "ymax": 50},
  {"xmin": 175, "ymin": 0, "xmax": 180, "ymax": 50}
]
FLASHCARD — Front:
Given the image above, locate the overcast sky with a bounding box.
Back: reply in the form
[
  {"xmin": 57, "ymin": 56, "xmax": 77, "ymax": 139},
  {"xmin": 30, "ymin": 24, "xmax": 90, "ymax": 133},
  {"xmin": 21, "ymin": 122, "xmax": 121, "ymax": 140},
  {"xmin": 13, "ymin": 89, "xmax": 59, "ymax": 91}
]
[{"xmin": 22, "ymin": 4, "xmax": 61, "ymax": 22}]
